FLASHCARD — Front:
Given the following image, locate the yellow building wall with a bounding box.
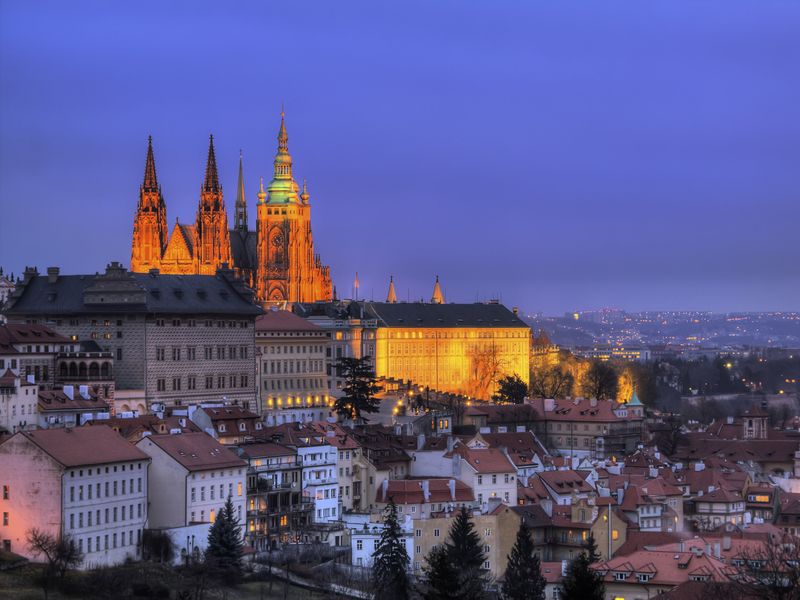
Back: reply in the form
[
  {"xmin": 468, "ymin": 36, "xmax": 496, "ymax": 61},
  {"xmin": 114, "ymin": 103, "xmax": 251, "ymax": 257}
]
[{"xmin": 374, "ymin": 326, "xmax": 530, "ymax": 399}]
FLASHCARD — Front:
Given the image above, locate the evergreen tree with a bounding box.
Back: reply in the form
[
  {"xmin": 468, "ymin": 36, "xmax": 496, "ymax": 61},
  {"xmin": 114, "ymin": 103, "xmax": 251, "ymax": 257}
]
[
  {"xmin": 333, "ymin": 356, "xmax": 382, "ymax": 422},
  {"xmin": 371, "ymin": 499, "xmax": 411, "ymax": 600},
  {"xmin": 444, "ymin": 507, "xmax": 490, "ymax": 600},
  {"xmin": 501, "ymin": 520, "xmax": 546, "ymax": 600},
  {"xmin": 584, "ymin": 531, "xmax": 600, "ymax": 564},
  {"xmin": 206, "ymin": 495, "xmax": 244, "ymax": 577},
  {"xmin": 421, "ymin": 545, "xmax": 459, "ymax": 600},
  {"xmin": 560, "ymin": 549, "xmax": 605, "ymax": 600},
  {"xmin": 492, "ymin": 374, "xmax": 529, "ymax": 404}
]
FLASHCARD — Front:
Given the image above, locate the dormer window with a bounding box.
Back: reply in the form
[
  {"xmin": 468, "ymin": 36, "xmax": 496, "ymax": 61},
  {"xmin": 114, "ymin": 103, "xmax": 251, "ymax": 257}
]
[
  {"xmin": 239, "ymin": 423, "xmax": 246, "ymax": 432},
  {"xmin": 637, "ymin": 574, "xmax": 652, "ymax": 583},
  {"xmin": 219, "ymin": 424, "xmax": 226, "ymax": 433},
  {"xmin": 614, "ymin": 572, "xmax": 627, "ymax": 581}
]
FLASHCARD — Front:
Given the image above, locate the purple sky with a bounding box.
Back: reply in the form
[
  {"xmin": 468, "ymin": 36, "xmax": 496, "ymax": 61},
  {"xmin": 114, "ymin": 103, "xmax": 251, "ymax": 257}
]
[{"xmin": 1, "ymin": 1, "xmax": 798, "ymax": 315}]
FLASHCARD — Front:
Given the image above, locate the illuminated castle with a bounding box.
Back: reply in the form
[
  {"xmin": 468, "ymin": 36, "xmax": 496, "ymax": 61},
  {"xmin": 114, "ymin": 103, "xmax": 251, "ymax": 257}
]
[{"xmin": 130, "ymin": 112, "xmax": 332, "ymax": 305}]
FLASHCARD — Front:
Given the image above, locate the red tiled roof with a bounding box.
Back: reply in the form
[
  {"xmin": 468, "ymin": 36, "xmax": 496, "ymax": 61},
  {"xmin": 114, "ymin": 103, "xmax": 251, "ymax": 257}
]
[
  {"xmin": 594, "ymin": 549, "xmax": 729, "ymax": 585},
  {"xmin": 139, "ymin": 432, "xmax": 246, "ymax": 471},
  {"xmin": 538, "ymin": 470, "xmax": 594, "ymax": 495},
  {"xmin": 0, "ymin": 323, "xmax": 70, "ymax": 345},
  {"xmin": 376, "ymin": 478, "xmax": 474, "ymax": 504},
  {"xmin": 255, "ymin": 309, "xmax": 322, "ymax": 332},
  {"xmin": 38, "ymin": 389, "xmax": 109, "ymax": 412},
  {"xmin": 449, "ymin": 444, "xmax": 515, "ymax": 474},
  {"xmin": 13, "ymin": 425, "xmax": 149, "ymax": 467}
]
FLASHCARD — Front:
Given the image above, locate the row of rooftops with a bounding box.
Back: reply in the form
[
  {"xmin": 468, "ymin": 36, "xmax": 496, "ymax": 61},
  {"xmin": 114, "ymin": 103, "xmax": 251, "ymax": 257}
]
[{"xmin": 3, "ymin": 263, "xmax": 263, "ymax": 317}]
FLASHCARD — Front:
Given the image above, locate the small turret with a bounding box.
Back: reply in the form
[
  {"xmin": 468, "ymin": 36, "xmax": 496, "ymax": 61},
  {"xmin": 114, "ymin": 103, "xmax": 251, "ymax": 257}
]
[
  {"xmin": 431, "ymin": 275, "xmax": 444, "ymax": 304},
  {"xmin": 257, "ymin": 177, "xmax": 267, "ymax": 204},
  {"xmin": 387, "ymin": 276, "xmax": 397, "ymax": 303},
  {"xmin": 301, "ymin": 180, "xmax": 310, "ymax": 204}
]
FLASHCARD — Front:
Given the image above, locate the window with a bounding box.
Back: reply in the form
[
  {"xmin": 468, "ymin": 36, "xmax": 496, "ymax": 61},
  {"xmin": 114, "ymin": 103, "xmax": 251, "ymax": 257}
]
[
  {"xmin": 356, "ymin": 540, "xmax": 363, "ymax": 551},
  {"xmin": 434, "ymin": 529, "xmax": 440, "ymax": 537},
  {"xmin": 612, "ymin": 529, "xmax": 619, "ymax": 540},
  {"xmin": 415, "ymin": 529, "xmax": 421, "ymax": 537},
  {"xmin": 2, "ymin": 512, "xmax": 8, "ymax": 526},
  {"xmin": 156, "ymin": 347, "xmax": 165, "ymax": 361},
  {"xmin": 172, "ymin": 347, "xmax": 181, "ymax": 361},
  {"xmin": 187, "ymin": 347, "xmax": 196, "ymax": 360},
  {"xmin": 172, "ymin": 377, "xmax": 181, "ymax": 391},
  {"xmin": 157, "ymin": 379, "xmax": 166, "ymax": 392},
  {"xmin": 614, "ymin": 572, "xmax": 627, "ymax": 581}
]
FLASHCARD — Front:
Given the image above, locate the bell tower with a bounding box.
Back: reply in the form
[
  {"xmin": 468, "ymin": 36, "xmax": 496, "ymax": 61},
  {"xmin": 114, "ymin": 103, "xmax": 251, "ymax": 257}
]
[
  {"xmin": 255, "ymin": 110, "xmax": 332, "ymax": 305},
  {"xmin": 195, "ymin": 135, "xmax": 232, "ymax": 275},
  {"xmin": 131, "ymin": 136, "xmax": 167, "ymax": 272}
]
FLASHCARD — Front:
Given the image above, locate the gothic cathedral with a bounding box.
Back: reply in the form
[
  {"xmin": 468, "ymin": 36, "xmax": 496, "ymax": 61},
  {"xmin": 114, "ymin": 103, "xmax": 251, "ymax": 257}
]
[{"xmin": 130, "ymin": 113, "xmax": 333, "ymax": 305}]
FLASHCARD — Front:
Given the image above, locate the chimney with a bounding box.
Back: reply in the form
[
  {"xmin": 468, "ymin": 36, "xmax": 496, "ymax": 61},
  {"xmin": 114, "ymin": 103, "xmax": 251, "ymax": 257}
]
[
  {"xmin": 512, "ymin": 307, "xmax": 519, "ymax": 316},
  {"xmin": 47, "ymin": 267, "xmax": 59, "ymax": 283},
  {"xmin": 714, "ymin": 542, "xmax": 721, "ymax": 558},
  {"xmin": 722, "ymin": 536, "xmax": 732, "ymax": 551},
  {"xmin": 590, "ymin": 398, "xmax": 597, "ymax": 408},
  {"xmin": 417, "ymin": 434, "xmax": 426, "ymax": 450},
  {"xmin": 541, "ymin": 498, "xmax": 553, "ymax": 517},
  {"xmin": 326, "ymin": 430, "xmax": 335, "ymax": 438},
  {"xmin": 727, "ymin": 416, "xmax": 734, "ymax": 425},
  {"xmin": 64, "ymin": 385, "xmax": 74, "ymax": 400},
  {"xmin": 679, "ymin": 541, "xmax": 685, "ymax": 552},
  {"xmin": 448, "ymin": 478, "xmax": 456, "ymax": 501},
  {"xmin": 617, "ymin": 488, "xmax": 625, "ymax": 505},
  {"xmin": 381, "ymin": 479, "xmax": 389, "ymax": 502},
  {"xmin": 79, "ymin": 385, "xmax": 89, "ymax": 398},
  {"xmin": 561, "ymin": 559, "xmax": 568, "ymax": 577},
  {"xmin": 694, "ymin": 461, "xmax": 705, "ymax": 472},
  {"xmin": 446, "ymin": 436, "xmax": 455, "ymax": 453},
  {"xmin": 544, "ymin": 398, "xmax": 555, "ymax": 413},
  {"xmin": 422, "ymin": 480, "xmax": 430, "ymax": 503},
  {"xmin": 705, "ymin": 542, "xmax": 712, "ymax": 556}
]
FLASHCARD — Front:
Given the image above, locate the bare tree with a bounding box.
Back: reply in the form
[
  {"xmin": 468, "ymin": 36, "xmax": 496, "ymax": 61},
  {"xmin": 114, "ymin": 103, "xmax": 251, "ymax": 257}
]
[
  {"xmin": 26, "ymin": 528, "xmax": 84, "ymax": 599},
  {"xmin": 467, "ymin": 343, "xmax": 505, "ymax": 400},
  {"xmin": 530, "ymin": 366, "xmax": 574, "ymax": 399},
  {"xmin": 727, "ymin": 534, "xmax": 800, "ymax": 600}
]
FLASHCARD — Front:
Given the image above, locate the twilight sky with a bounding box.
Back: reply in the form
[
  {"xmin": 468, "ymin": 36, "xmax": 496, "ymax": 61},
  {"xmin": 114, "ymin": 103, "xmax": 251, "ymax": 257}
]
[{"xmin": 1, "ymin": 1, "xmax": 798, "ymax": 315}]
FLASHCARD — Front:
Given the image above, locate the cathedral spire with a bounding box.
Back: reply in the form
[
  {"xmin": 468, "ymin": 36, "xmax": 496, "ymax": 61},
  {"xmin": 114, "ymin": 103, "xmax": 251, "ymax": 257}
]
[
  {"xmin": 278, "ymin": 106, "xmax": 288, "ymax": 151},
  {"xmin": 143, "ymin": 135, "xmax": 158, "ymax": 192},
  {"xmin": 431, "ymin": 275, "xmax": 445, "ymax": 304},
  {"xmin": 203, "ymin": 134, "xmax": 221, "ymax": 193},
  {"xmin": 273, "ymin": 109, "xmax": 293, "ymax": 180},
  {"xmin": 235, "ymin": 151, "xmax": 248, "ymax": 232},
  {"xmin": 386, "ymin": 276, "xmax": 397, "ymax": 303}
]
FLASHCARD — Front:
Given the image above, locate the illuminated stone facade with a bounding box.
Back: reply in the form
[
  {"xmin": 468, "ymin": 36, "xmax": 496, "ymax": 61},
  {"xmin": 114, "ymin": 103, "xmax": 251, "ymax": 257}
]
[
  {"xmin": 130, "ymin": 114, "xmax": 332, "ymax": 306},
  {"xmin": 296, "ymin": 293, "xmax": 530, "ymax": 399}
]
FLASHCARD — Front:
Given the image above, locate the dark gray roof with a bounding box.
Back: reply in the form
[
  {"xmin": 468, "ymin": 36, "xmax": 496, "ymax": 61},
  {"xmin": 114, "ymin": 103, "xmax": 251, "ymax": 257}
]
[
  {"xmin": 6, "ymin": 265, "xmax": 262, "ymax": 317},
  {"xmin": 229, "ymin": 229, "xmax": 257, "ymax": 271},
  {"xmin": 294, "ymin": 300, "xmax": 528, "ymax": 328}
]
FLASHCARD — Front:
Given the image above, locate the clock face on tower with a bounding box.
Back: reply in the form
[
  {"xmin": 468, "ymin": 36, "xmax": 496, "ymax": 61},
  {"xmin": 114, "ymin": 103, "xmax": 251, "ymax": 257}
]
[{"xmin": 271, "ymin": 232, "xmax": 284, "ymax": 248}]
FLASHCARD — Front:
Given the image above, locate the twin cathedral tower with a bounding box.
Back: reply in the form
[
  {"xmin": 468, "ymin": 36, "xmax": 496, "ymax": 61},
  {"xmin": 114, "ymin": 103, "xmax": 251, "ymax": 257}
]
[{"xmin": 130, "ymin": 112, "xmax": 333, "ymax": 304}]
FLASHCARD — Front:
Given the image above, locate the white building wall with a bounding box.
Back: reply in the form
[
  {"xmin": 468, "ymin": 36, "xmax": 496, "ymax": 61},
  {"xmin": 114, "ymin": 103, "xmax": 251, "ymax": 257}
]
[{"xmin": 62, "ymin": 458, "xmax": 149, "ymax": 567}]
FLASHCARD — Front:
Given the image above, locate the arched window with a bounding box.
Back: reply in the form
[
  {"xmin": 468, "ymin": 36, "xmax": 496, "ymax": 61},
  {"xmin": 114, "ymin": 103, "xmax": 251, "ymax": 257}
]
[
  {"xmin": 60, "ymin": 363, "xmax": 68, "ymax": 378},
  {"xmin": 78, "ymin": 362, "xmax": 87, "ymax": 378},
  {"xmin": 100, "ymin": 363, "xmax": 110, "ymax": 377},
  {"xmin": 69, "ymin": 362, "xmax": 78, "ymax": 377},
  {"xmin": 89, "ymin": 363, "xmax": 99, "ymax": 377}
]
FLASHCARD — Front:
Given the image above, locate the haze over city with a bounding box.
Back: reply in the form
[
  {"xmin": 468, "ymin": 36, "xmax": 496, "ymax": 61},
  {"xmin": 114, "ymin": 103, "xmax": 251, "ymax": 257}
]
[{"xmin": 1, "ymin": 0, "xmax": 799, "ymax": 313}]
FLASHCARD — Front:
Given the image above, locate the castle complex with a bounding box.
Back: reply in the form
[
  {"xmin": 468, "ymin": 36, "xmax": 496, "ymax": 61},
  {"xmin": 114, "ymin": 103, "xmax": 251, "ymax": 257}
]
[{"xmin": 130, "ymin": 113, "xmax": 332, "ymax": 305}]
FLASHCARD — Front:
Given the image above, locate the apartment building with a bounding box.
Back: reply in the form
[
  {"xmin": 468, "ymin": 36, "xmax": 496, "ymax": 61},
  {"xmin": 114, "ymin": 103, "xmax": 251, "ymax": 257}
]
[
  {"xmin": 235, "ymin": 441, "xmax": 312, "ymax": 550},
  {"xmin": 4, "ymin": 263, "xmax": 261, "ymax": 410},
  {"xmin": 136, "ymin": 432, "xmax": 247, "ymax": 529},
  {"xmin": 255, "ymin": 309, "xmax": 331, "ymax": 423},
  {"xmin": 0, "ymin": 369, "xmax": 37, "ymax": 433},
  {"xmin": 0, "ymin": 425, "xmax": 149, "ymax": 567}
]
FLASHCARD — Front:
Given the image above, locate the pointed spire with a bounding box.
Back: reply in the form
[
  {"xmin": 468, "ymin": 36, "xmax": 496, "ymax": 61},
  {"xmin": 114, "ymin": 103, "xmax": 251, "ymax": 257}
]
[
  {"xmin": 257, "ymin": 177, "xmax": 267, "ymax": 204},
  {"xmin": 143, "ymin": 135, "xmax": 158, "ymax": 192},
  {"xmin": 278, "ymin": 107, "xmax": 288, "ymax": 152},
  {"xmin": 235, "ymin": 151, "xmax": 248, "ymax": 231},
  {"xmin": 387, "ymin": 276, "xmax": 397, "ymax": 303},
  {"xmin": 272, "ymin": 108, "xmax": 293, "ymax": 181},
  {"xmin": 203, "ymin": 134, "xmax": 221, "ymax": 193},
  {"xmin": 431, "ymin": 275, "xmax": 444, "ymax": 304}
]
